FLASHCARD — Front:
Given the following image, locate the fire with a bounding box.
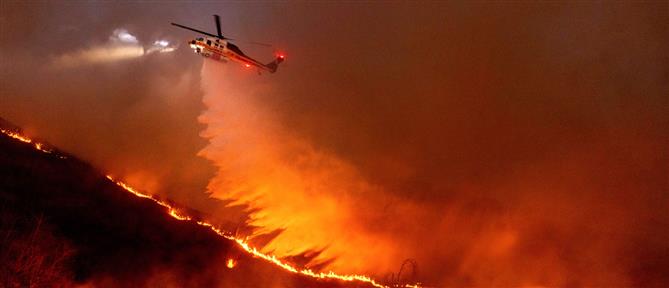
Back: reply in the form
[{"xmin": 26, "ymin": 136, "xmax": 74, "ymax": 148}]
[
  {"xmin": 226, "ymin": 258, "xmax": 236, "ymax": 269},
  {"xmin": 1, "ymin": 128, "xmax": 54, "ymax": 154},
  {"xmin": 106, "ymin": 175, "xmax": 403, "ymax": 287},
  {"xmin": 106, "ymin": 177, "xmax": 395, "ymax": 287},
  {"xmin": 0, "ymin": 128, "xmax": 423, "ymax": 288}
]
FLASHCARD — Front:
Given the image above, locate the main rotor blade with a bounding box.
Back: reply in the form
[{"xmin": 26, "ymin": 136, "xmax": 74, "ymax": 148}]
[
  {"xmin": 214, "ymin": 15, "xmax": 223, "ymax": 39},
  {"xmin": 244, "ymin": 41, "xmax": 272, "ymax": 47},
  {"xmin": 171, "ymin": 23, "xmax": 220, "ymax": 39}
]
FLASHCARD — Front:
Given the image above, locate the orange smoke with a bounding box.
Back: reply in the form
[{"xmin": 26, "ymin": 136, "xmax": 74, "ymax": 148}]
[
  {"xmin": 2, "ymin": 105, "xmax": 424, "ymax": 288},
  {"xmin": 105, "ymin": 174, "xmax": 392, "ymax": 287},
  {"xmin": 197, "ymin": 62, "xmax": 412, "ymax": 275}
]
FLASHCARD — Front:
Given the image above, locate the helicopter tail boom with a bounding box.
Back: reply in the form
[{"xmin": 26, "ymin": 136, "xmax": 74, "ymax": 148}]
[{"xmin": 265, "ymin": 55, "xmax": 285, "ymax": 73}]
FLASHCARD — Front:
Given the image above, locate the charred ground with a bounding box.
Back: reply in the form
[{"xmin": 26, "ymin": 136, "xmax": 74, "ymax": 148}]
[{"xmin": 0, "ymin": 118, "xmax": 374, "ymax": 288}]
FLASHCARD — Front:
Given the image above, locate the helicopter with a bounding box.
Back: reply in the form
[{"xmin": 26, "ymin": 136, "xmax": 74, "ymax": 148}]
[{"xmin": 171, "ymin": 15, "xmax": 284, "ymax": 73}]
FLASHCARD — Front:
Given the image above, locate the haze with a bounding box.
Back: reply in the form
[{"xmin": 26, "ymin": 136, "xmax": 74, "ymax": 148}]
[{"xmin": 1, "ymin": 2, "xmax": 667, "ymax": 286}]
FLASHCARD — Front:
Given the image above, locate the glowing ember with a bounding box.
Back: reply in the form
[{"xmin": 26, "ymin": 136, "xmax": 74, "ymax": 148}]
[
  {"xmin": 226, "ymin": 258, "xmax": 236, "ymax": 269},
  {"xmin": 0, "ymin": 128, "xmax": 423, "ymax": 288}
]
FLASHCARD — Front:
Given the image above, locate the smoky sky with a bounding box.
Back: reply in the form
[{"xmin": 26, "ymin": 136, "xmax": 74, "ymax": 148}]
[{"xmin": 2, "ymin": 2, "xmax": 668, "ymax": 287}]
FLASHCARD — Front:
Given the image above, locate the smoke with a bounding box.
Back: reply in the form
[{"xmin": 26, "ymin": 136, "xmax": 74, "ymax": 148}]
[
  {"xmin": 0, "ymin": 2, "xmax": 221, "ymax": 225},
  {"xmin": 110, "ymin": 28, "xmax": 139, "ymax": 44},
  {"xmin": 51, "ymin": 28, "xmax": 177, "ymax": 68},
  {"xmin": 146, "ymin": 40, "xmax": 176, "ymax": 54},
  {"xmin": 200, "ymin": 60, "xmax": 668, "ymax": 285},
  {"xmin": 197, "ymin": 3, "xmax": 668, "ymax": 286},
  {"xmin": 2, "ymin": 2, "xmax": 667, "ymax": 286},
  {"xmin": 198, "ymin": 61, "xmax": 409, "ymax": 274}
]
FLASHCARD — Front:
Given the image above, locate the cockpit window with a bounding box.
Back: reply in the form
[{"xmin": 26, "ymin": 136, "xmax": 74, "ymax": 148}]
[{"xmin": 206, "ymin": 40, "xmax": 211, "ymax": 45}]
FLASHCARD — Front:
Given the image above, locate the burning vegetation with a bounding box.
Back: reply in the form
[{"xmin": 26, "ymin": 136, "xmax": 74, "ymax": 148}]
[{"xmin": 0, "ymin": 121, "xmax": 421, "ymax": 287}]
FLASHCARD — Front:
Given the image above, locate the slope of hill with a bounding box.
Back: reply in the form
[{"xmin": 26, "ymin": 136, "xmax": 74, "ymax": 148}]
[{"xmin": 0, "ymin": 118, "xmax": 378, "ymax": 288}]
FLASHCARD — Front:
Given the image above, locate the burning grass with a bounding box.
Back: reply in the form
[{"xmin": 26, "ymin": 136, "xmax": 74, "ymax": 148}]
[{"xmin": 1, "ymin": 126, "xmax": 422, "ymax": 288}]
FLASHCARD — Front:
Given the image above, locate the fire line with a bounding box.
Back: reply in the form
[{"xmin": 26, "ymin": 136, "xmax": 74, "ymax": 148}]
[
  {"xmin": 1, "ymin": 128, "xmax": 54, "ymax": 154},
  {"xmin": 1, "ymin": 128, "xmax": 421, "ymax": 288}
]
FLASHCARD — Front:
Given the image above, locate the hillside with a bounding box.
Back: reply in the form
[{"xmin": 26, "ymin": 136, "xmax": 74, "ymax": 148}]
[{"xmin": 0, "ymin": 118, "xmax": 380, "ymax": 288}]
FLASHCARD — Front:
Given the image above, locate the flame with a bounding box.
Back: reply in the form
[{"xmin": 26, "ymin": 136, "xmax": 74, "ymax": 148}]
[
  {"xmin": 198, "ymin": 61, "xmax": 408, "ymax": 276},
  {"xmin": 0, "ymin": 128, "xmax": 423, "ymax": 288},
  {"xmin": 106, "ymin": 175, "xmax": 398, "ymax": 287},
  {"xmin": 226, "ymin": 258, "xmax": 236, "ymax": 269},
  {"xmin": 1, "ymin": 128, "xmax": 54, "ymax": 154}
]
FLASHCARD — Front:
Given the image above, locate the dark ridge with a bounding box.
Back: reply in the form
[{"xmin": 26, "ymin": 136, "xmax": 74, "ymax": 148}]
[{"xmin": 0, "ymin": 118, "xmax": 375, "ymax": 288}]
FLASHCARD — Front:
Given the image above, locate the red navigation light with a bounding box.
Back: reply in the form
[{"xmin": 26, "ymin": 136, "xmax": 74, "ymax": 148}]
[{"xmin": 278, "ymin": 54, "xmax": 285, "ymax": 59}]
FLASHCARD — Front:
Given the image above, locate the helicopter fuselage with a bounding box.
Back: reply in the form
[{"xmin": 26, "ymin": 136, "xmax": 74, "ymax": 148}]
[
  {"xmin": 189, "ymin": 37, "xmax": 270, "ymax": 72},
  {"xmin": 173, "ymin": 15, "xmax": 283, "ymax": 73}
]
